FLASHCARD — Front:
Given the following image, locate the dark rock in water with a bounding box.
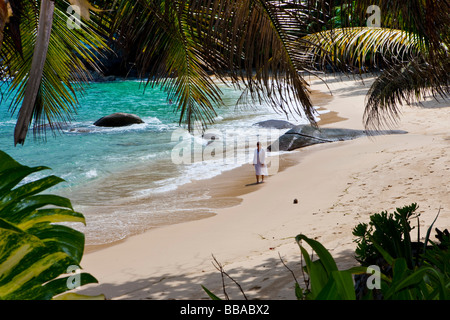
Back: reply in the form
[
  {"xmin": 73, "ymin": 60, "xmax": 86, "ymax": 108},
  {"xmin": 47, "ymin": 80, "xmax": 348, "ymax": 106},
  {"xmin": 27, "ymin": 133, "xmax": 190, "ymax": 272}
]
[
  {"xmin": 269, "ymin": 125, "xmax": 407, "ymax": 151},
  {"xmin": 254, "ymin": 119, "xmax": 296, "ymax": 129},
  {"xmin": 94, "ymin": 113, "xmax": 145, "ymax": 127}
]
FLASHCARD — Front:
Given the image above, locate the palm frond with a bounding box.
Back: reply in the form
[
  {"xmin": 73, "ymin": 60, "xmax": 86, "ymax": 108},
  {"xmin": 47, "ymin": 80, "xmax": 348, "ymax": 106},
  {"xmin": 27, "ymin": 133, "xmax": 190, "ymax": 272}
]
[
  {"xmin": 364, "ymin": 57, "xmax": 450, "ymax": 131},
  {"xmin": 349, "ymin": 0, "xmax": 450, "ymax": 65},
  {"xmin": 301, "ymin": 27, "xmax": 424, "ymax": 72},
  {"xmin": 108, "ymin": 0, "xmax": 318, "ymax": 131},
  {"xmin": 1, "ymin": 0, "xmax": 108, "ymax": 145},
  {"xmin": 300, "ymin": 23, "xmax": 449, "ymax": 131}
]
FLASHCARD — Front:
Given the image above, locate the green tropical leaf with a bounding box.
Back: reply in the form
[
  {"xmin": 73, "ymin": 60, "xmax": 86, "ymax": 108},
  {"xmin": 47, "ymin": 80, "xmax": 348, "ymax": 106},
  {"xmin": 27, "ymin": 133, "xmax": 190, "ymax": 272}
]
[
  {"xmin": 316, "ymin": 271, "xmax": 356, "ymax": 300},
  {"xmin": 26, "ymin": 223, "xmax": 86, "ymax": 263},
  {"xmin": 201, "ymin": 285, "xmax": 222, "ymax": 300},
  {"xmin": 294, "ymin": 282, "xmax": 303, "ymax": 300},
  {"xmin": 296, "ymin": 234, "xmax": 344, "ymax": 299},
  {"xmin": 0, "ymin": 228, "xmax": 72, "ymax": 300},
  {"xmin": 1, "ymin": 175, "xmax": 66, "ymax": 207},
  {"xmin": 45, "ymin": 273, "xmax": 102, "ymax": 300},
  {"xmin": 384, "ymin": 265, "xmax": 432, "ymax": 300},
  {"xmin": 52, "ymin": 292, "xmax": 106, "ymax": 300},
  {"xmin": 0, "ymin": 150, "xmax": 101, "ymax": 300},
  {"xmin": 0, "ymin": 166, "xmax": 50, "ymax": 197},
  {"xmin": 296, "ymin": 234, "xmax": 338, "ymax": 273}
]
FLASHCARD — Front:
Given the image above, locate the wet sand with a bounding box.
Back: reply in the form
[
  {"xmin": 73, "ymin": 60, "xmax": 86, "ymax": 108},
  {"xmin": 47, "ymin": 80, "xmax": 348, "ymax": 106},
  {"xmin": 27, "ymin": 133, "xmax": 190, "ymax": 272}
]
[{"xmin": 77, "ymin": 74, "xmax": 450, "ymax": 300}]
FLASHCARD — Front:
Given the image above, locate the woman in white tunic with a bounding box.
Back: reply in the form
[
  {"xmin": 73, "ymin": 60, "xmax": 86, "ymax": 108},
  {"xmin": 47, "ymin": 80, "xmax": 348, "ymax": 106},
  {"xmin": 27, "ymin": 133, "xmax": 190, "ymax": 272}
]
[{"xmin": 253, "ymin": 142, "xmax": 268, "ymax": 183}]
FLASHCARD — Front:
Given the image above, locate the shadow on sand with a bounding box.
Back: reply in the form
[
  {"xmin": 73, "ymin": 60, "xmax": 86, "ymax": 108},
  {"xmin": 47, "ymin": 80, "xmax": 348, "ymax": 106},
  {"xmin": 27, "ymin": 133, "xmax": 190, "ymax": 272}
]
[{"xmin": 77, "ymin": 247, "xmax": 357, "ymax": 300}]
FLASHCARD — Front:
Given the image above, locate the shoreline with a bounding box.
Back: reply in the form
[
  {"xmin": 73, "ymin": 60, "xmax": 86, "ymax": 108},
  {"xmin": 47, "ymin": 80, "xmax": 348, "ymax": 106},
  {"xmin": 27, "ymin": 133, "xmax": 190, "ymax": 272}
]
[
  {"xmin": 78, "ymin": 74, "xmax": 449, "ymax": 300},
  {"xmin": 82, "ymin": 87, "xmax": 338, "ymax": 254}
]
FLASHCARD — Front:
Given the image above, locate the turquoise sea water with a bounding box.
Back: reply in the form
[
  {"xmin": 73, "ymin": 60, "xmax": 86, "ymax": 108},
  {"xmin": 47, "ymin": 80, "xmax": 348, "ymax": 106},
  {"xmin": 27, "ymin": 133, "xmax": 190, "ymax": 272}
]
[{"xmin": 0, "ymin": 80, "xmax": 316, "ymax": 245}]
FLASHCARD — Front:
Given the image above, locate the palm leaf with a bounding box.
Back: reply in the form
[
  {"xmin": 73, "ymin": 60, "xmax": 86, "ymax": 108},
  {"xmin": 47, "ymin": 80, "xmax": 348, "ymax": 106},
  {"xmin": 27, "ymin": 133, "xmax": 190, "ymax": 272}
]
[
  {"xmin": 364, "ymin": 57, "xmax": 449, "ymax": 131},
  {"xmin": 1, "ymin": 0, "xmax": 108, "ymax": 145},
  {"xmin": 107, "ymin": 0, "xmax": 317, "ymax": 132},
  {"xmin": 302, "ymin": 27, "xmax": 423, "ymax": 72},
  {"xmin": 300, "ymin": 24, "xmax": 449, "ymax": 131}
]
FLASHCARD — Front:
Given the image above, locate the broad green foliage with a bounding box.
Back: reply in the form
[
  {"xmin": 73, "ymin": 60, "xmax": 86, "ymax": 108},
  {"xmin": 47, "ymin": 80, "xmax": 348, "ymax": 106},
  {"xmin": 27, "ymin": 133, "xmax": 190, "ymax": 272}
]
[
  {"xmin": 203, "ymin": 204, "xmax": 449, "ymax": 300},
  {"xmin": 295, "ymin": 234, "xmax": 366, "ymax": 300},
  {"xmin": 0, "ymin": 150, "xmax": 103, "ymax": 300},
  {"xmin": 297, "ymin": 226, "xmax": 449, "ymax": 300},
  {"xmin": 351, "ymin": 204, "xmax": 449, "ymax": 300},
  {"xmin": 352, "ymin": 203, "xmax": 419, "ymax": 268}
]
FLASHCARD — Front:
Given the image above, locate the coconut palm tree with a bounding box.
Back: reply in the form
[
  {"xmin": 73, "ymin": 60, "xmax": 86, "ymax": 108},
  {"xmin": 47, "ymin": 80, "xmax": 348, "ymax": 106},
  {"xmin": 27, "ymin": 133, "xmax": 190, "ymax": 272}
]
[
  {"xmin": 1, "ymin": 1, "xmax": 448, "ymax": 146},
  {"xmin": 1, "ymin": 0, "xmax": 107, "ymax": 146},
  {"xmin": 105, "ymin": 0, "xmax": 449, "ymax": 133},
  {"xmin": 2, "ymin": 0, "xmax": 330, "ymax": 146},
  {"xmin": 93, "ymin": 0, "xmax": 325, "ymax": 131}
]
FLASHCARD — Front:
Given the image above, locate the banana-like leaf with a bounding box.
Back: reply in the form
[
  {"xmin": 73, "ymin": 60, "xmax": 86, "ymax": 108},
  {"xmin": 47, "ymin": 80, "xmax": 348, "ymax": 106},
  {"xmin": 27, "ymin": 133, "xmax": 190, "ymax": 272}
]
[
  {"xmin": 0, "ymin": 229, "xmax": 74, "ymax": 300},
  {"xmin": 44, "ymin": 272, "xmax": 102, "ymax": 300},
  {"xmin": 0, "ymin": 150, "xmax": 101, "ymax": 299},
  {"xmin": 296, "ymin": 234, "xmax": 341, "ymax": 299},
  {"xmin": 0, "ymin": 176, "xmax": 66, "ymax": 213},
  {"xmin": 315, "ymin": 270, "xmax": 356, "ymax": 300},
  {"xmin": 0, "ymin": 166, "xmax": 50, "ymax": 196},
  {"xmin": 52, "ymin": 292, "xmax": 106, "ymax": 300},
  {"xmin": 296, "ymin": 234, "xmax": 338, "ymax": 273}
]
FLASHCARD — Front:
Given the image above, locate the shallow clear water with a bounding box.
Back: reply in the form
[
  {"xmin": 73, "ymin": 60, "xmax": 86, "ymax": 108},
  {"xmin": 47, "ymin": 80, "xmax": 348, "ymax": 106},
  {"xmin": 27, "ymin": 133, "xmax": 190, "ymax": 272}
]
[{"xmin": 0, "ymin": 80, "xmax": 316, "ymax": 245}]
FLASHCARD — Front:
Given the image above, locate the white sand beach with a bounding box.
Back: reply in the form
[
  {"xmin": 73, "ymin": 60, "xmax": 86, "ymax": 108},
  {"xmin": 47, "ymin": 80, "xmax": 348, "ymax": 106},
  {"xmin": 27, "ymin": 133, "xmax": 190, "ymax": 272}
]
[{"xmin": 78, "ymin": 74, "xmax": 450, "ymax": 300}]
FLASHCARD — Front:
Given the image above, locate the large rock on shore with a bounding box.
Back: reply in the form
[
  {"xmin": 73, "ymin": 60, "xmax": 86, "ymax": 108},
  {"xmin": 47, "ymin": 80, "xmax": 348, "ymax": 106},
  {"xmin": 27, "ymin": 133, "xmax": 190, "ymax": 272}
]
[
  {"xmin": 269, "ymin": 125, "xmax": 407, "ymax": 151},
  {"xmin": 94, "ymin": 113, "xmax": 145, "ymax": 127}
]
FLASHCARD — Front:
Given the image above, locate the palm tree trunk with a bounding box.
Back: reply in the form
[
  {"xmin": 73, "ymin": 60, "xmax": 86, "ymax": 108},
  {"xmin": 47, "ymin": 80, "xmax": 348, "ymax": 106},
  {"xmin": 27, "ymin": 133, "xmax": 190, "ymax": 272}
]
[{"xmin": 14, "ymin": 0, "xmax": 55, "ymax": 146}]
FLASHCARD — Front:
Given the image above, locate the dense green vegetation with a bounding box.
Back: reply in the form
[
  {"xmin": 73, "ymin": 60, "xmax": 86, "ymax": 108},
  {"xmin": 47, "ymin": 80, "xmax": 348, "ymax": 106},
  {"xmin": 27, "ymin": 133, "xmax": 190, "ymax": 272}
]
[{"xmin": 204, "ymin": 204, "xmax": 449, "ymax": 300}]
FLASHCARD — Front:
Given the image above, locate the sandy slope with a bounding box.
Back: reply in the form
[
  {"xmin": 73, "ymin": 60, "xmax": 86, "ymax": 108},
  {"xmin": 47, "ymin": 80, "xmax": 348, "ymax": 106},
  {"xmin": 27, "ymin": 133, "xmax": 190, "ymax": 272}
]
[{"xmin": 78, "ymin": 74, "xmax": 450, "ymax": 300}]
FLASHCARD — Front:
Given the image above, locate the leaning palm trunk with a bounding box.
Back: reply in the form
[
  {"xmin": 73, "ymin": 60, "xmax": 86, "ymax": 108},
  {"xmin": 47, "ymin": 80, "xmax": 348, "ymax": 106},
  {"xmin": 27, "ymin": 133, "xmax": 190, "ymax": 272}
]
[
  {"xmin": 14, "ymin": 0, "xmax": 54, "ymax": 146},
  {"xmin": 1, "ymin": 0, "xmax": 107, "ymax": 145}
]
